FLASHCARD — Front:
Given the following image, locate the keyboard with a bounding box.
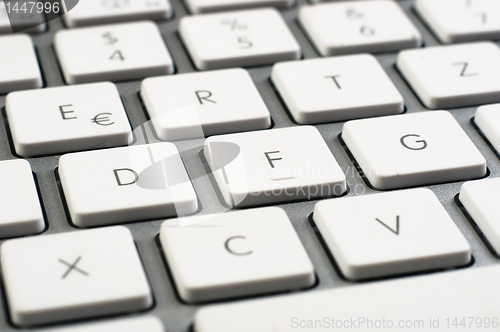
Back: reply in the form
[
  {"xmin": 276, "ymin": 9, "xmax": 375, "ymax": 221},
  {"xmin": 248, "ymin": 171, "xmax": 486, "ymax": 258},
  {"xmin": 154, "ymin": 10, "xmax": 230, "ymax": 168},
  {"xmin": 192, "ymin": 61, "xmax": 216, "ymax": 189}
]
[{"xmin": 1, "ymin": 0, "xmax": 500, "ymax": 331}]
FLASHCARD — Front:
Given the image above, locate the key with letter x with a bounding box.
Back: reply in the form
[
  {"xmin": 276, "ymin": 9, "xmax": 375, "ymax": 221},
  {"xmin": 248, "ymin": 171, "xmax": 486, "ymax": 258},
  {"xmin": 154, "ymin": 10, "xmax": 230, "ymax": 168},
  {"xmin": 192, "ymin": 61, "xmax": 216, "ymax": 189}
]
[{"xmin": 0, "ymin": 226, "xmax": 153, "ymax": 326}]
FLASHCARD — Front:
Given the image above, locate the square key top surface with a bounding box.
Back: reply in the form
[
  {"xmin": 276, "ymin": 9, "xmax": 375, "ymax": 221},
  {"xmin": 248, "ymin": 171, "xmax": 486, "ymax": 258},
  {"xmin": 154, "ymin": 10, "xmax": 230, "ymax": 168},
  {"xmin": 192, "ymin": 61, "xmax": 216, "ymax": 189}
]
[
  {"xmin": 397, "ymin": 42, "xmax": 500, "ymax": 109},
  {"xmin": 58, "ymin": 142, "xmax": 198, "ymax": 227},
  {"xmin": 54, "ymin": 21, "xmax": 174, "ymax": 84},
  {"xmin": 342, "ymin": 111, "xmax": 486, "ymax": 190},
  {"xmin": 0, "ymin": 227, "xmax": 153, "ymax": 327},
  {"xmin": 314, "ymin": 188, "xmax": 471, "ymax": 280},
  {"xmin": 178, "ymin": 8, "xmax": 301, "ymax": 70},
  {"xmin": 204, "ymin": 126, "xmax": 346, "ymax": 207}
]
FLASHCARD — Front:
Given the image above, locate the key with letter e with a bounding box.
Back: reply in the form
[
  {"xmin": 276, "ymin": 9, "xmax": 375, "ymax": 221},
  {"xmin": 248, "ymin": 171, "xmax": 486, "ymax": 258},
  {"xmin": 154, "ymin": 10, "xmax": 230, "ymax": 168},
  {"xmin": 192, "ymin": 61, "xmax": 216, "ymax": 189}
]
[{"xmin": 6, "ymin": 82, "xmax": 131, "ymax": 157}]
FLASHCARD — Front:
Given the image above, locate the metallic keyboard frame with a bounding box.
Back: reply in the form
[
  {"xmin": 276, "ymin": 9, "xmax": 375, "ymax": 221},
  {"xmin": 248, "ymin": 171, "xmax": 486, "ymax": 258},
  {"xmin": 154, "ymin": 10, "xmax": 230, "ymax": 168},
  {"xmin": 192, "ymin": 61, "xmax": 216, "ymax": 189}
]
[{"xmin": 0, "ymin": 0, "xmax": 499, "ymax": 331}]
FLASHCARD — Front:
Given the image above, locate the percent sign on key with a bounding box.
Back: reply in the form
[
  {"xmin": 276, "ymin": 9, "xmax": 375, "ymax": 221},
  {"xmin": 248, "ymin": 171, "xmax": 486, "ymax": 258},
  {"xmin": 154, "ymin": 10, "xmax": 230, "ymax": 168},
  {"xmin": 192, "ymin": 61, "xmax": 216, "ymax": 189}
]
[{"xmin": 221, "ymin": 19, "xmax": 247, "ymax": 31}]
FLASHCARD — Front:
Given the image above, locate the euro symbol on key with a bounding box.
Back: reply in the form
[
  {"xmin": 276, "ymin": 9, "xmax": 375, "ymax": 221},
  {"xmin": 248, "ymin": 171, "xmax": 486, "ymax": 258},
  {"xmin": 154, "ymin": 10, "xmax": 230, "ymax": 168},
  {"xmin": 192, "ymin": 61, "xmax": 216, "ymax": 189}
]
[{"xmin": 91, "ymin": 113, "xmax": 114, "ymax": 126}]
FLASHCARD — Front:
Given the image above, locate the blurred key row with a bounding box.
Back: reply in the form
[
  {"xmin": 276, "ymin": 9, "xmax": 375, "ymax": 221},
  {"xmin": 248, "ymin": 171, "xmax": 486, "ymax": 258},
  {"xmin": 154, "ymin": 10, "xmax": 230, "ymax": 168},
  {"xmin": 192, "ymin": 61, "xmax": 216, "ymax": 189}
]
[
  {"xmin": 2, "ymin": 0, "xmax": 499, "ymax": 43},
  {"xmin": 1, "ymin": 0, "xmax": 500, "ymax": 91},
  {"xmin": 4, "ymin": 184, "xmax": 494, "ymax": 326},
  {"xmin": 7, "ymin": 173, "xmax": 500, "ymax": 327}
]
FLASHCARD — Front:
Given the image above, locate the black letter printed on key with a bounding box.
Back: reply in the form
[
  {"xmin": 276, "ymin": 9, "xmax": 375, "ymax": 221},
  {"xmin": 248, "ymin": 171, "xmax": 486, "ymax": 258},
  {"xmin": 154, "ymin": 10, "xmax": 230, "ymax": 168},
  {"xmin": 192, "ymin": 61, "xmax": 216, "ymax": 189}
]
[
  {"xmin": 400, "ymin": 134, "xmax": 427, "ymax": 151},
  {"xmin": 195, "ymin": 90, "xmax": 216, "ymax": 104},
  {"xmin": 264, "ymin": 151, "xmax": 282, "ymax": 168},
  {"xmin": 59, "ymin": 105, "xmax": 77, "ymax": 120},
  {"xmin": 113, "ymin": 168, "xmax": 139, "ymax": 186}
]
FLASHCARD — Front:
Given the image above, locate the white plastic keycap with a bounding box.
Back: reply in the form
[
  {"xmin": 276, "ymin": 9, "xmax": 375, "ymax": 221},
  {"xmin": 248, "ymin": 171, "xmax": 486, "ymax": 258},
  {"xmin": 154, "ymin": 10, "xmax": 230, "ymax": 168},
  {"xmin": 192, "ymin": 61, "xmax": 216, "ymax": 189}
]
[
  {"xmin": 314, "ymin": 188, "xmax": 471, "ymax": 280},
  {"xmin": 298, "ymin": 1, "xmax": 422, "ymax": 56},
  {"xmin": 184, "ymin": 0, "xmax": 293, "ymax": 14},
  {"xmin": 0, "ymin": 226, "xmax": 153, "ymax": 327},
  {"xmin": 397, "ymin": 42, "xmax": 500, "ymax": 109},
  {"xmin": 54, "ymin": 21, "xmax": 174, "ymax": 84},
  {"xmin": 342, "ymin": 111, "xmax": 487, "ymax": 190},
  {"xmin": 204, "ymin": 126, "xmax": 346, "ymax": 207},
  {"xmin": 0, "ymin": 159, "xmax": 44, "ymax": 239},
  {"xmin": 271, "ymin": 54, "xmax": 404, "ymax": 124},
  {"xmin": 6, "ymin": 82, "xmax": 131, "ymax": 157},
  {"xmin": 38, "ymin": 316, "xmax": 164, "ymax": 332},
  {"xmin": 179, "ymin": 8, "xmax": 301, "ymax": 70},
  {"xmin": 474, "ymin": 103, "xmax": 500, "ymax": 153},
  {"xmin": 460, "ymin": 178, "xmax": 500, "ymax": 254},
  {"xmin": 141, "ymin": 68, "xmax": 271, "ymax": 141},
  {"xmin": 63, "ymin": 0, "xmax": 173, "ymax": 27},
  {"xmin": 195, "ymin": 265, "xmax": 500, "ymax": 332},
  {"xmin": 415, "ymin": 0, "xmax": 500, "ymax": 44},
  {"xmin": 160, "ymin": 207, "xmax": 315, "ymax": 303},
  {"xmin": 59, "ymin": 143, "xmax": 198, "ymax": 227},
  {"xmin": 0, "ymin": 34, "xmax": 42, "ymax": 94}
]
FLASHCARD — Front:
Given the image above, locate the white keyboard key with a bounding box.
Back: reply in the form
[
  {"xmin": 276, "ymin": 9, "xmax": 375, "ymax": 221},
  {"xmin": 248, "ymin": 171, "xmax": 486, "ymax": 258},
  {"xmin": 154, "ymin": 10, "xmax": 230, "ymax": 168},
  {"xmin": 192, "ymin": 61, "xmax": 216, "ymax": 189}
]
[
  {"xmin": 63, "ymin": 0, "xmax": 173, "ymax": 28},
  {"xmin": 160, "ymin": 207, "xmax": 315, "ymax": 303},
  {"xmin": 141, "ymin": 68, "xmax": 271, "ymax": 141},
  {"xmin": 474, "ymin": 103, "xmax": 500, "ymax": 153},
  {"xmin": 184, "ymin": 0, "xmax": 293, "ymax": 14},
  {"xmin": 271, "ymin": 54, "xmax": 404, "ymax": 124},
  {"xmin": 397, "ymin": 42, "xmax": 500, "ymax": 109},
  {"xmin": 0, "ymin": 226, "xmax": 152, "ymax": 326},
  {"xmin": 204, "ymin": 126, "xmax": 346, "ymax": 207},
  {"xmin": 342, "ymin": 111, "xmax": 486, "ymax": 190},
  {"xmin": 38, "ymin": 316, "xmax": 164, "ymax": 332},
  {"xmin": 179, "ymin": 8, "xmax": 300, "ymax": 70},
  {"xmin": 54, "ymin": 21, "xmax": 174, "ymax": 84},
  {"xmin": 298, "ymin": 1, "xmax": 422, "ymax": 56},
  {"xmin": 6, "ymin": 82, "xmax": 131, "ymax": 157},
  {"xmin": 0, "ymin": 159, "xmax": 44, "ymax": 239},
  {"xmin": 460, "ymin": 178, "xmax": 500, "ymax": 254},
  {"xmin": 314, "ymin": 188, "xmax": 471, "ymax": 280},
  {"xmin": 195, "ymin": 264, "xmax": 500, "ymax": 332},
  {"xmin": 59, "ymin": 143, "xmax": 198, "ymax": 227},
  {"xmin": 0, "ymin": 1, "xmax": 46, "ymax": 34},
  {"xmin": 0, "ymin": 34, "xmax": 42, "ymax": 94},
  {"xmin": 415, "ymin": 0, "xmax": 500, "ymax": 44}
]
